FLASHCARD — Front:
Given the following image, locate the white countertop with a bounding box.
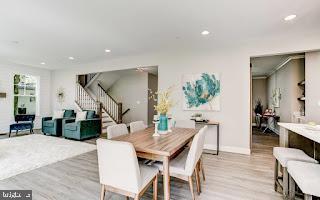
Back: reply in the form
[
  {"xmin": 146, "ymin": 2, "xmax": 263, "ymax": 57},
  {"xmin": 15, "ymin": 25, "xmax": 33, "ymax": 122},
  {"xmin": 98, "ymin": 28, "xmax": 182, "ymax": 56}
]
[{"xmin": 278, "ymin": 123, "xmax": 320, "ymax": 144}]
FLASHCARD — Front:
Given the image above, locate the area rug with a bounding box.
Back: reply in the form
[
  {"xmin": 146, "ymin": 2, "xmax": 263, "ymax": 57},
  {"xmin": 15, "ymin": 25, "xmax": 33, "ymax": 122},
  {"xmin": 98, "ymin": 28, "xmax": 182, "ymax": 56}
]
[{"xmin": 0, "ymin": 134, "xmax": 96, "ymax": 180}]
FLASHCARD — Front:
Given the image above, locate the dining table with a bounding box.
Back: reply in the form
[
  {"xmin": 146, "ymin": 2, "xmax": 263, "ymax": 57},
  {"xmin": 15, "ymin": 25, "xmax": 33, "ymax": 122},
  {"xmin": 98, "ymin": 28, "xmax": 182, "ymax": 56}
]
[{"xmin": 112, "ymin": 127, "xmax": 198, "ymax": 200}]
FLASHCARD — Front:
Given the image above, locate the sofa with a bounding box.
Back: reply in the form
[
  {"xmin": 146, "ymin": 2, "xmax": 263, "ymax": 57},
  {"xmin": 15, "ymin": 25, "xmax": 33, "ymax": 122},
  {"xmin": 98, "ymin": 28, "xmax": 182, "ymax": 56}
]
[
  {"xmin": 42, "ymin": 109, "xmax": 75, "ymax": 136},
  {"xmin": 63, "ymin": 110, "xmax": 101, "ymax": 141}
]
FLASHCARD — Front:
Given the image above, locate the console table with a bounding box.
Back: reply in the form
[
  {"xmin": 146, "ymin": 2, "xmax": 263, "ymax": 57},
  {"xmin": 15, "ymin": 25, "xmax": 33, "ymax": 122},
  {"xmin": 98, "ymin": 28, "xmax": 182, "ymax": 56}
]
[{"xmin": 195, "ymin": 120, "xmax": 220, "ymax": 155}]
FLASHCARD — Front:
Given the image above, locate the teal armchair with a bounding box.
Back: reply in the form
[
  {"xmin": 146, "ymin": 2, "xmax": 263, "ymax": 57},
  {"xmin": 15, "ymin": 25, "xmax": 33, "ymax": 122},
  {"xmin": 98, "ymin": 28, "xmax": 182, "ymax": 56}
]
[
  {"xmin": 63, "ymin": 110, "xmax": 101, "ymax": 140},
  {"xmin": 42, "ymin": 109, "xmax": 75, "ymax": 136}
]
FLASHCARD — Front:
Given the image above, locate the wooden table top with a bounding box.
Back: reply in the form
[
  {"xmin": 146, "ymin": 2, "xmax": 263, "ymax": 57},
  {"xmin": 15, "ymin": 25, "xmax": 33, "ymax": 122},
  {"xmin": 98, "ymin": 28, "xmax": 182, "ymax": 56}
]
[{"xmin": 112, "ymin": 127, "xmax": 198, "ymax": 157}]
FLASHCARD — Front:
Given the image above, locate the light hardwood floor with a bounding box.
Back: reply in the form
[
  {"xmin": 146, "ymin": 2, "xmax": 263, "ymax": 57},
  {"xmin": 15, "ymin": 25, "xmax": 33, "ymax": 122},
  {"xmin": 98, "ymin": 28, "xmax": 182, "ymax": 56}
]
[{"xmin": 0, "ymin": 130, "xmax": 282, "ymax": 200}]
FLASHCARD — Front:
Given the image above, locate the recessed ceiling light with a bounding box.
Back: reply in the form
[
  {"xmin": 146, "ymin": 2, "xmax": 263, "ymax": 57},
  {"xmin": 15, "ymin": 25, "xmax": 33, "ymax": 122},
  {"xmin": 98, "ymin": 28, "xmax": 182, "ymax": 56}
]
[
  {"xmin": 284, "ymin": 15, "xmax": 296, "ymax": 21},
  {"xmin": 68, "ymin": 56, "xmax": 75, "ymax": 60},
  {"xmin": 105, "ymin": 49, "xmax": 111, "ymax": 53},
  {"xmin": 201, "ymin": 30, "xmax": 210, "ymax": 35},
  {"xmin": 40, "ymin": 62, "xmax": 46, "ymax": 65}
]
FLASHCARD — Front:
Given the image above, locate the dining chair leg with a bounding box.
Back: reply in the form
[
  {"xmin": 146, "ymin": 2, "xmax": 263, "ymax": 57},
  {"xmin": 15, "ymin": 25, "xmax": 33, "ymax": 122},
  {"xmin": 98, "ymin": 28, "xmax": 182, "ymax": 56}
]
[
  {"xmin": 153, "ymin": 175, "xmax": 158, "ymax": 200},
  {"xmin": 195, "ymin": 170, "xmax": 200, "ymax": 195},
  {"xmin": 100, "ymin": 184, "xmax": 105, "ymax": 200},
  {"xmin": 195, "ymin": 164, "xmax": 201, "ymax": 194},
  {"xmin": 200, "ymin": 158, "xmax": 206, "ymax": 181},
  {"xmin": 188, "ymin": 176, "xmax": 195, "ymax": 200}
]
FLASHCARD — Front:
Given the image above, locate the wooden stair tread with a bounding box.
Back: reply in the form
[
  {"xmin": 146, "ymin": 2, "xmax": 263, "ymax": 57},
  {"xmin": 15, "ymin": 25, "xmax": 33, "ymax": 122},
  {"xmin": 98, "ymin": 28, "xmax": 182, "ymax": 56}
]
[{"xmin": 102, "ymin": 120, "xmax": 113, "ymax": 123}]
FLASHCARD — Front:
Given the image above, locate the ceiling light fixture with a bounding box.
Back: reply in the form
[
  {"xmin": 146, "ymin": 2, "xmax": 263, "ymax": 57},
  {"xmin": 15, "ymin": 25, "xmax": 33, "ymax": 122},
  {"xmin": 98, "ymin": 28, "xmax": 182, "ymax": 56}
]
[
  {"xmin": 201, "ymin": 30, "xmax": 210, "ymax": 35},
  {"xmin": 68, "ymin": 56, "xmax": 75, "ymax": 60},
  {"xmin": 136, "ymin": 67, "xmax": 147, "ymax": 72},
  {"xmin": 105, "ymin": 49, "xmax": 111, "ymax": 53},
  {"xmin": 284, "ymin": 15, "xmax": 296, "ymax": 21},
  {"xmin": 40, "ymin": 62, "xmax": 46, "ymax": 65}
]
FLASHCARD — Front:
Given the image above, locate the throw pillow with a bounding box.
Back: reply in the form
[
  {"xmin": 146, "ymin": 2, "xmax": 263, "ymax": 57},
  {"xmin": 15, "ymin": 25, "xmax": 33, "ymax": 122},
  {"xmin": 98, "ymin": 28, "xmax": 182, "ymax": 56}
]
[
  {"xmin": 52, "ymin": 110, "xmax": 65, "ymax": 120},
  {"xmin": 86, "ymin": 110, "xmax": 96, "ymax": 119},
  {"xmin": 76, "ymin": 111, "xmax": 87, "ymax": 122}
]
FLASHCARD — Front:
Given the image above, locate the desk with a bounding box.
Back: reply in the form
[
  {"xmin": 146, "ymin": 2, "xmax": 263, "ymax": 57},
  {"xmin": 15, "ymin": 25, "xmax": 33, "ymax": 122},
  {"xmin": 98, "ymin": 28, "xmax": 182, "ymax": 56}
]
[
  {"xmin": 261, "ymin": 115, "xmax": 280, "ymax": 133},
  {"xmin": 195, "ymin": 120, "xmax": 220, "ymax": 155},
  {"xmin": 112, "ymin": 127, "xmax": 198, "ymax": 200}
]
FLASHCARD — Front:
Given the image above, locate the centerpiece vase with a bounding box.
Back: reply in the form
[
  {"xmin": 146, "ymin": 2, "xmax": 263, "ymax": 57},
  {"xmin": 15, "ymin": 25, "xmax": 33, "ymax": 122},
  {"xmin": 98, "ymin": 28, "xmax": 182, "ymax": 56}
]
[{"xmin": 158, "ymin": 114, "xmax": 168, "ymax": 132}]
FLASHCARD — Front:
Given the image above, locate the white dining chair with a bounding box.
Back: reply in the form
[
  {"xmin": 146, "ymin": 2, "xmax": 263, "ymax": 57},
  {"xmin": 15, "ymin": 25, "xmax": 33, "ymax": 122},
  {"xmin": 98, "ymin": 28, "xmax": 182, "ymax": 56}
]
[
  {"xmin": 174, "ymin": 119, "xmax": 205, "ymax": 180},
  {"xmin": 174, "ymin": 120, "xmax": 196, "ymax": 129},
  {"xmin": 107, "ymin": 124, "xmax": 128, "ymax": 139},
  {"xmin": 130, "ymin": 121, "xmax": 147, "ymax": 133},
  {"xmin": 154, "ymin": 126, "xmax": 208, "ymax": 200},
  {"xmin": 97, "ymin": 139, "xmax": 159, "ymax": 200}
]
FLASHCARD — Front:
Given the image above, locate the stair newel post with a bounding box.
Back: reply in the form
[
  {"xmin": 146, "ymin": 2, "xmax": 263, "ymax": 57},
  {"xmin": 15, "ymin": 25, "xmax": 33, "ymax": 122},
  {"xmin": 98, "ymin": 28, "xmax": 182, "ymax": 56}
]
[
  {"xmin": 97, "ymin": 101, "xmax": 103, "ymax": 135},
  {"xmin": 118, "ymin": 103, "xmax": 122, "ymax": 124}
]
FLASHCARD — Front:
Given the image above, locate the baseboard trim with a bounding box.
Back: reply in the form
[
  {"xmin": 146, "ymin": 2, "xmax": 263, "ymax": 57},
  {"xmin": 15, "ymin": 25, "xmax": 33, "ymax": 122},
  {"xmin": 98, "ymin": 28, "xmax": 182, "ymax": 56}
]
[{"xmin": 204, "ymin": 144, "xmax": 251, "ymax": 155}]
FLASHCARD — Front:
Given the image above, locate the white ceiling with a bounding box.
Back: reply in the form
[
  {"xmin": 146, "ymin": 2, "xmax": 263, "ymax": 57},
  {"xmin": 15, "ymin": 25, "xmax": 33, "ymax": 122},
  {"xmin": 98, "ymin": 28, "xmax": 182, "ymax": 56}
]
[
  {"xmin": 251, "ymin": 53, "xmax": 303, "ymax": 77},
  {"xmin": 1, "ymin": 0, "xmax": 320, "ymax": 69}
]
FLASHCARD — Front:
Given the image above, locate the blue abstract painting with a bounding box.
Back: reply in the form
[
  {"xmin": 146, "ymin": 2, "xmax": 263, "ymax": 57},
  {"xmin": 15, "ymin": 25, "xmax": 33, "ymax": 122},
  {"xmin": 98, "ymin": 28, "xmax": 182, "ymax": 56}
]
[{"xmin": 182, "ymin": 73, "xmax": 220, "ymax": 111}]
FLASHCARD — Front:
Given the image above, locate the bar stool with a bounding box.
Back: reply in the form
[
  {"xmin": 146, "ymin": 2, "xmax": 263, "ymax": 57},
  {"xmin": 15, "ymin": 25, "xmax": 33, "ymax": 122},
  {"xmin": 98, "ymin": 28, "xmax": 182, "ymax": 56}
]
[
  {"xmin": 273, "ymin": 147, "xmax": 318, "ymax": 198},
  {"xmin": 288, "ymin": 161, "xmax": 320, "ymax": 200}
]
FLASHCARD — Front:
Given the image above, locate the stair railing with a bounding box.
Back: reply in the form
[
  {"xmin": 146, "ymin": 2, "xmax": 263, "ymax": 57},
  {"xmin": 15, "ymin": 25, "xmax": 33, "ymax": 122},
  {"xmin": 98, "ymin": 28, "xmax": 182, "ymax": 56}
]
[
  {"xmin": 97, "ymin": 83, "xmax": 122, "ymax": 123},
  {"xmin": 75, "ymin": 82, "xmax": 100, "ymax": 113}
]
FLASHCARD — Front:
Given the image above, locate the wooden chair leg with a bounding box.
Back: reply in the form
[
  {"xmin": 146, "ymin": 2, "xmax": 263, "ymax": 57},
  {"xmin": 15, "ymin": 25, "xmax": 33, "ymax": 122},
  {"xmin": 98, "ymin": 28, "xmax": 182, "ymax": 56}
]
[
  {"xmin": 200, "ymin": 158, "xmax": 206, "ymax": 181},
  {"xmin": 188, "ymin": 176, "xmax": 195, "ymax": 200},
  {"xmin": 195, "ymin": 163, "xmax": 201, "ymax": 194},
  {"xmin": 274, "ymin": 159, "xmax": 278, "ymax": 191},
  {"xmin": 289, "ymin": 175, "xmax": 296, "ymax": 200},
  {"xmin": 100, "ymin": 184, "xmax": 105, "ymax": 200},
  {"xmin": 153, "ymin": 175, "xmax": 158, "ymax": 200}
]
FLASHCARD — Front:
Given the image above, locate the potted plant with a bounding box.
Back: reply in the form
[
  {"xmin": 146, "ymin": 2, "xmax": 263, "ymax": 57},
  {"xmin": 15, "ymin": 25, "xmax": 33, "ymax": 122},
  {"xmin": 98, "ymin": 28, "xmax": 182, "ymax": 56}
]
[{"xmin": 149, "ymin": 86, "xmax": 175, "ymax": 133}]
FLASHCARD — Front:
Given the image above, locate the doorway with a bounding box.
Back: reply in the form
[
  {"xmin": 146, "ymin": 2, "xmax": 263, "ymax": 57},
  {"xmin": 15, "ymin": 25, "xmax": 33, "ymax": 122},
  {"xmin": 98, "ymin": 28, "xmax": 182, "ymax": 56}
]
[{"xmin": 250, "ymin": 53, "xmax": 306, "ymax": 152}]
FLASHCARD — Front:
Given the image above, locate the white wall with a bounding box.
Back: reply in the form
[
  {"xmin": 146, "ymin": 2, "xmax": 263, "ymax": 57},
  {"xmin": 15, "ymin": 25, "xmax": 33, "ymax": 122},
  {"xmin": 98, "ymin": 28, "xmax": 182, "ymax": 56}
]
[
  {"xmin": 305, "ymin": 51, "xmax": 320, "ymax": 123},
  {"xmin": 87, "ymin": 71, "xmax": 122, "ymax": 98},
  {"xmin": 50, "ymin": 33, "xmax": 320, "ymax": 155},
  {"xmin": 0, "ymin": 64, "xmax": 51, "ymax": 133},
  {"xmin": 51, "ymin": 51, "xmax": 251, "ymax": 154},
  {"xmin": 148, "ymin": 73, "xmax": 158, "ymax": 125},
  {"xmin": 108, "ymin": 72, "xmax": 149, "ymax": 125},
  {"xmin": 267, "ymin": 58, "xmax": 305, "ymax": 122}
]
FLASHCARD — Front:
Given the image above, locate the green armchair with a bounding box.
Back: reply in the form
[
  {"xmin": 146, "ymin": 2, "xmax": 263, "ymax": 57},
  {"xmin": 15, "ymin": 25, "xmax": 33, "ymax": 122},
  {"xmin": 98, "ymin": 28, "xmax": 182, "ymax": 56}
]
[
  {"xmin": 63, "ymin": 110, "xmax": 101, "ymax": 140},
  {"xmin": 42, "ymin": 109, "xmax": 75, "ymax": 136}
]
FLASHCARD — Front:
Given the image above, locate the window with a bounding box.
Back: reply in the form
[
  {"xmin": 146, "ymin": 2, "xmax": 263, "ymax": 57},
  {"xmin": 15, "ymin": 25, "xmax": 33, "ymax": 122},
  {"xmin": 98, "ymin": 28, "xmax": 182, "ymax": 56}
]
[{"xmin": 13, "ymin": 74, "xmax": 38, "ymax": 115}]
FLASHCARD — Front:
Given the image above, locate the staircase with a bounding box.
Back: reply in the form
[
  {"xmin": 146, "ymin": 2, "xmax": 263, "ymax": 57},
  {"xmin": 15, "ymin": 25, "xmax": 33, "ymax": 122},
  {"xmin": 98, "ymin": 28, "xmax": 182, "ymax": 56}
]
[
  {"xmin": 75, "ymin": 82, "xmax": 128, "ymax": 134},
  {"xmin": 78, "ymin": 73, "xmax": 100, "ymax": 88}
]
